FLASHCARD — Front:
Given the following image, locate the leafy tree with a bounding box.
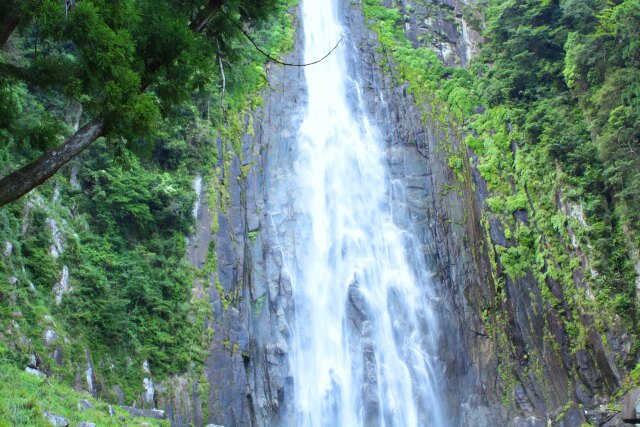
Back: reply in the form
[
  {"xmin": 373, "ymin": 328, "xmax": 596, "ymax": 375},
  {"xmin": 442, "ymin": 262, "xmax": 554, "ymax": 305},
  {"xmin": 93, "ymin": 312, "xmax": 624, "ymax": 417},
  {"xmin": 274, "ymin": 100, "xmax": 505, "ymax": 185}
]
[{"xmin": 0, "ymin": 0, "xmax": 282, "ymax": 206}]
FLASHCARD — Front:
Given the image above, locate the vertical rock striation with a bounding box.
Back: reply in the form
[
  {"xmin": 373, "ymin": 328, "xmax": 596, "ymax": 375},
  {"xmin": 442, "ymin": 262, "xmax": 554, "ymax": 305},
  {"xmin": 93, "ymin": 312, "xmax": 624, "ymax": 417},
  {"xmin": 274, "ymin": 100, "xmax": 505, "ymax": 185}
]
[
  {"xmin": 188, "ymin": 0, "xmax": 629, "ymax": 426},
  {"xmin": 185, "ymin": 11, "xmax": 307, "ymax": 426}
]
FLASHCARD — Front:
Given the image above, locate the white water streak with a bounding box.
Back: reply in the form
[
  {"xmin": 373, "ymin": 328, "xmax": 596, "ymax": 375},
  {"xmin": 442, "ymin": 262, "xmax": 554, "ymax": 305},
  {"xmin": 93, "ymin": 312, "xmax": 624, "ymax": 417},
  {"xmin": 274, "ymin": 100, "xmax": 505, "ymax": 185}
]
[{"xmin": 287, "ymin": 0, "xmax": 446, "ymax": 426}]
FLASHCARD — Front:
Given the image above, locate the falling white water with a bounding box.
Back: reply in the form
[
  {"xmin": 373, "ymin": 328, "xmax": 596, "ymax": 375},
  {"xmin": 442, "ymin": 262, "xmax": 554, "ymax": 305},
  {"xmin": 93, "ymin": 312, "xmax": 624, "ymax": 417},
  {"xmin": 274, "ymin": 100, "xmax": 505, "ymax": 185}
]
[{"xmin": 286, "ymin": 0, "xmax": 447, "ymax": 426}]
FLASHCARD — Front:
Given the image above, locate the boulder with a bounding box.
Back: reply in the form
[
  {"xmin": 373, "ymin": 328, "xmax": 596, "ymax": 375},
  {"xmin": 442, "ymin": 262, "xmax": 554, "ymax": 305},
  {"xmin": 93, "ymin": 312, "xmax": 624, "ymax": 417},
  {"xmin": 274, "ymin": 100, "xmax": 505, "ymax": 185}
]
[
  {"xmin": 77, "ymin": 399, "xmax": 94, "ymax": 411},
  {"xmin": 43, "ymin": 329, "xmax": 58, "ymax": 346},
  {"xmin": 43, "ymin": 412, "xmax": 69, "ymax": 427},
  {"xmin": 621, "ymin": 387, "xmax": 640, "ymax": 422},
  {"xmin": 28, "ymin": 354, "xmax": 37, "ymax": 368},
  {"xmin": 556, "ymin": 407, "xmax": 585, "ymax": 427},
  {"xmin": 25, "ymin": 367, "xmax": 45, "ymax": 378}
]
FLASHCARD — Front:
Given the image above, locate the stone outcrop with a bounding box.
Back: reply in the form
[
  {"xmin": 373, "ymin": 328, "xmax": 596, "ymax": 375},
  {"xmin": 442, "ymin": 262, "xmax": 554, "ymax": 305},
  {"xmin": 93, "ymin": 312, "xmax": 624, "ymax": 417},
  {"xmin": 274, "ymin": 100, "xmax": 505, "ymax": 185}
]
[
  {"xmin": 621, "ymin": 388, "xmax": 640, "ymax": 423},
  {"xmin": 396, "ymin": 0, "xmax": 482, "ymax": 66},
  {"xmin": 120, "ymin": 406, "xmax": 166, "ymax": 420},
  {"xmin": 43, "ymin": 412, "xmax": 69, "ymax": 427}
]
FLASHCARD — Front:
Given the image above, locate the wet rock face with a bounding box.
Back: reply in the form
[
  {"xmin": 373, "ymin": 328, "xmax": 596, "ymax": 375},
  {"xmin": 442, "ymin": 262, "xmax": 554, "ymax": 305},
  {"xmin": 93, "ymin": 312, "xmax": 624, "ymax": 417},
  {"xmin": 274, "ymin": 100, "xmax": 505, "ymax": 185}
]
[
  {"xmin": 344, "ymin": 2, "xmax": 625, "ymax": 427},
  {"xmin": 180, "ymin": 0, "xmax": 624, "ymax": 426},
  {"xmin": 184, "ymin": 0, "xmax": 491, "ymax": 425},
  {"xmin": 176, "ymin": 10, "xmax": 307, "ymax": 427},
  {"xmin": 339, "ymin": 2, "xmax": 510, "ymax": 425}
]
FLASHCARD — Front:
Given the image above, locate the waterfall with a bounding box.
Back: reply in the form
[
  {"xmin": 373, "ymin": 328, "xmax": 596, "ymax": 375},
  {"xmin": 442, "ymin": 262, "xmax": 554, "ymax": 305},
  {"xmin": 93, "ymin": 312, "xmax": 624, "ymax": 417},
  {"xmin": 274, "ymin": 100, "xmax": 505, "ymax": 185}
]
[{"xmin": 282, "ymin": 0, "xmax": 448, "ymax": 425}]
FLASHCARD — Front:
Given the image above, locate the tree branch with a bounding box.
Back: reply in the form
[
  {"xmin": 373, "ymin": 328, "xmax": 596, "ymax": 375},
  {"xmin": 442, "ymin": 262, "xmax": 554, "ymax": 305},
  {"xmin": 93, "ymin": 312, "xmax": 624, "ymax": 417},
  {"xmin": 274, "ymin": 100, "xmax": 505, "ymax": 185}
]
[
  {"xmin": 0, "ymin": 118, "xmax": 105, "ymax": 207},
  {"xmin": 0, "ymin": 6, "xmax": 20, "ymax": 50},
  {"xmin": 216, "ymin": 39, "xmax": 226, "ymax": 113},
  {"xmin": 0, "ymin": 0, "xmax": 229, "ymax": 207},
  {"xmin": 225, "ymin": 12, "xmax": 343, "ymax": 67}
]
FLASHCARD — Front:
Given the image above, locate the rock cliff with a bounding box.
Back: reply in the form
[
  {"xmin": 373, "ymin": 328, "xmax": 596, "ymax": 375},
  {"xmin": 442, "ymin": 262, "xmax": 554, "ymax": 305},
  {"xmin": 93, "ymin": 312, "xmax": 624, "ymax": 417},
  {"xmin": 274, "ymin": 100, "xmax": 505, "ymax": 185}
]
[{"xmin": 189, "ymin": 1, "xmax": 633, "ymax": 426}]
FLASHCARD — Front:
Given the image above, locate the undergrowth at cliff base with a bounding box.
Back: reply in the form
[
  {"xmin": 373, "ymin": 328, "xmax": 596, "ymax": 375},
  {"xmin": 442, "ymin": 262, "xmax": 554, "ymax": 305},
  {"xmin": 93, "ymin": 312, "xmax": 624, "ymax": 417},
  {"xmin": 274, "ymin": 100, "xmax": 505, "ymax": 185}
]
[{"xmin": 0, "ymin": 345, "xmax": 169, "ymax": 427}]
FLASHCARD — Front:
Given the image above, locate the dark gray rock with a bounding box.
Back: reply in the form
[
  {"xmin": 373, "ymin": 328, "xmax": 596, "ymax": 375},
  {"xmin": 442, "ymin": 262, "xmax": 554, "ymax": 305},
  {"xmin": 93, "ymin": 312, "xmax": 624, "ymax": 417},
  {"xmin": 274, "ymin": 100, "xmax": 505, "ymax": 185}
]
[
  {"xmin": 28, "ymin": 353, "xmax": 38, "ymax": 368},
  {"xmin": 111, "ymin": 385, "xmax": 125, "ymax": 405},
  {"xmin": 513, "ymin": 416, "xmax": 544, "ymax": 427},
  {"xmin": 621, "ymin": 388, "xmax": 640, "ymax": 422},
  {"xmin": 575, "ymin": 383, "xmax": 595, "ymax": 406},
  {"xmin": 514, "ymin": 385, "xmax": 535, "ymax": 415},
  {"xmin": 585, "ymin": 408, "xmax": 618, "ymax": 425},
  {"xmin": 83, "ymin": 350, "xmax": 97, "ymax": 397},
  {"xmin": 602, "ymin": 412, "xmax": 636, "ymax": 427},
  {"xmin": 556, "ymin": 407, "xmax": 585, "ymax": 427},
  {"xmin": 51, "ymin": 346, "xmax": 63, "ymax": 366}
]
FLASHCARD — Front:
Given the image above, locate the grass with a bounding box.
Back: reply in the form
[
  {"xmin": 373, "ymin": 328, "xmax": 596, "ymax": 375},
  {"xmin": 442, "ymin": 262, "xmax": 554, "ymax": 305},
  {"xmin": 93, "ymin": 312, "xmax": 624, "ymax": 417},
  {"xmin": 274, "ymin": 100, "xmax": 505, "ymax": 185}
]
[{"xmin": 0, "ymin": 363, "xmax": 169, "ymax": 427}]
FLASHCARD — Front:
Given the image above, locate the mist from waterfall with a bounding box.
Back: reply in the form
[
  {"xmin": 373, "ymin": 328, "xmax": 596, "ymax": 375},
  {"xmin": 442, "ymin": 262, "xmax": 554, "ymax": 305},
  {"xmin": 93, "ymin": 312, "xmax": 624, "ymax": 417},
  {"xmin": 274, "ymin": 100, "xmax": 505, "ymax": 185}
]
[{"xmin": 284, "ymin": 0, "xmax": 448, "ymax": 425}]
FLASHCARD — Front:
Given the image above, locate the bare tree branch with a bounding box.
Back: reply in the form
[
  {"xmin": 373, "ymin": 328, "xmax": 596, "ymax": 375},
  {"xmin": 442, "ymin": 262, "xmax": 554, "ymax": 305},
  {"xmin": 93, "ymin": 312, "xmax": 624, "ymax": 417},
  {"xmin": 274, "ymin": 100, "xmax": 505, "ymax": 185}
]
[
  {"xmin": 189, "ymin": 0, "xmax": 224, "ymax": 33},
  {"xmin": 0, "ymin": 5, "xmax": 20, "ymax": 50},
  {"xmin": 224, "ymin": 11, "xmax": 343, "ymax": 67},
  {"xmin": 216, "ymin": 39, "xmax": 226, "ymax": 112}
]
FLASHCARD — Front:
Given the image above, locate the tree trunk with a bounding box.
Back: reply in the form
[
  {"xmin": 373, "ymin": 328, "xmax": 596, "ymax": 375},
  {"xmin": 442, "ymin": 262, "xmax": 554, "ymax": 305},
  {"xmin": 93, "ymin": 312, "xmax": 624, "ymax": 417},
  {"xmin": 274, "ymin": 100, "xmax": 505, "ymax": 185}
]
[
  {"xmin": 0, "ymin": 6, "xmax": 20, "ymax": 50},
  {"xmin": 0, "ymin": 118, "xmax": 105, "ymax": 207}
]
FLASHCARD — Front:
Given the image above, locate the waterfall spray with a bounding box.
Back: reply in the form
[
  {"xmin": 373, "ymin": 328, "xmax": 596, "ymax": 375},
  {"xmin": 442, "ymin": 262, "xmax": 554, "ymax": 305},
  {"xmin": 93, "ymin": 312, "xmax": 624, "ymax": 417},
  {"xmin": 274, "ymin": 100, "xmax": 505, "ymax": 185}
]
[{"xmin": 284, "ymin": 0, "xmax": 448, "ymax": 425}]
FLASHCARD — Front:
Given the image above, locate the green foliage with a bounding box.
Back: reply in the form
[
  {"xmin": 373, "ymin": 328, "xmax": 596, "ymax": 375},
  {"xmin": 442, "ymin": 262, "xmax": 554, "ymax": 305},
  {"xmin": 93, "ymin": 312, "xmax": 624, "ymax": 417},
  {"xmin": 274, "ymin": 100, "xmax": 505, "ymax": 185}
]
[
  {"xmin": 364, "ymin": 0, "xmax": 639, "ymax": 396},
  {"xmin": 505, "ymin": 193, "xmax": 528, "ymax": 213},
  {"xmin": 0, "ymin": 0, "xmax": 299, "ymax": 407},
  {"xmin": 474, "ymin": 0, "xmax": 639, "ymax": 325},
  {"xmin": 0, "ymin": 0, "xmax": 291, "ymax": 159}
]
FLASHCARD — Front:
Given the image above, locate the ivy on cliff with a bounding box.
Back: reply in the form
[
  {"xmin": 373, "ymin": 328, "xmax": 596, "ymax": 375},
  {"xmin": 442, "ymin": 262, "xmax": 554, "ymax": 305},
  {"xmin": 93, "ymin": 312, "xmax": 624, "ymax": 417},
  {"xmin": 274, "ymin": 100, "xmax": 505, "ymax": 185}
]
[
  {"xmin": 364, "ymin": 0, "xmax": 638, "ymax": 335},
  {"xmin": 364, "ymin": 0, "xmax": 639, "ymax": 409}
]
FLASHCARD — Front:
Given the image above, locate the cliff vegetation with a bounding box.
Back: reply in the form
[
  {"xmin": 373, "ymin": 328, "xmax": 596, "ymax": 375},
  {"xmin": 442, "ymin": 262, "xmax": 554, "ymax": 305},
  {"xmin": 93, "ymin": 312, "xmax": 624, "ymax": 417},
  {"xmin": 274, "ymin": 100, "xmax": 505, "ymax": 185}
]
[
  {"xmin": 364, "ymin": 0, "xmax": 639, "ymax": 420},
  {"xmin": 0, "ymin": 0, "xmax": 297, "ymax": 422}
]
